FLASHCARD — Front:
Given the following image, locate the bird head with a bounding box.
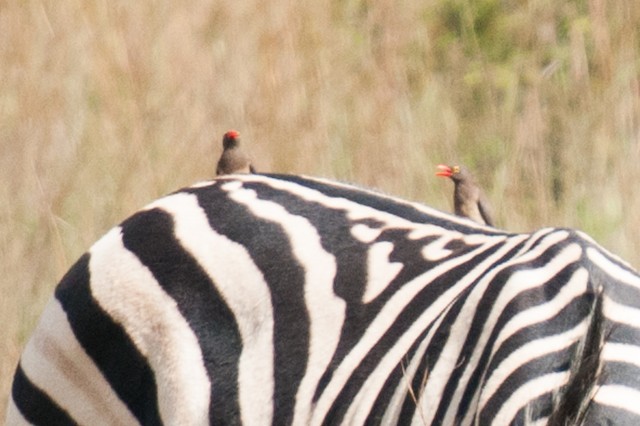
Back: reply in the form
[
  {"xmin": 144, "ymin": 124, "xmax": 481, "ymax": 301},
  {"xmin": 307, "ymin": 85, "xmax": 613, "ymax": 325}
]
[{"xmin": 222, "ymin": 130, "xmax": 241, "ymax": 149}]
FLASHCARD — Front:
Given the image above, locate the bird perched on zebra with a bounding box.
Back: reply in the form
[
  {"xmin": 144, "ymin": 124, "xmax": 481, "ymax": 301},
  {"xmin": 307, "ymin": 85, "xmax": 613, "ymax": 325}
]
[
  {"xmin": 436, "ymin": 164, "xmax": 495, "ymax": 227},
  {"xmin": 7, "ymin": 174, "xmax": 640, "ymax": 425},
  {"xmin": 216, "ymin": 129, "xmax": 256, "ymax": 175}
]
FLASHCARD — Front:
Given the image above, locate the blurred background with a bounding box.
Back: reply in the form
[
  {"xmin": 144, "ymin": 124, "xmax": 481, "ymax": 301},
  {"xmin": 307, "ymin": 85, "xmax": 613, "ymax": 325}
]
[{"xmin": 1, "ymin": 0, "xmax": 639, "ymax": 416}]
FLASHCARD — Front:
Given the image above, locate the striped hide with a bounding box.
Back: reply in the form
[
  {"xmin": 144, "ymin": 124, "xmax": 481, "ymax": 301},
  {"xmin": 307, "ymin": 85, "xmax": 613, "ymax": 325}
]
[{"xmin": 7, "ymin": 174, "xmax": 640, "ymax": 425}]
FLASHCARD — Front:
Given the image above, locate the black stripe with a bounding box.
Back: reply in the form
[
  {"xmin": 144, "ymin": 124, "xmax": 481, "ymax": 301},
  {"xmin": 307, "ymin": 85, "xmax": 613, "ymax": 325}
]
[
  {"xmin": 363, "ymin": 302, "xmax": 459, "ymax": 424},
  {"xmin": 583, "ymin": 404, "xmax": 640, "ymax": 426},
  {"xmin": 479, "ymin": 346, "xmax": 577, "ymax": 422},
  {"xmin": 364, "ymin": 335, "xmax": 427, "ymax": 425},
  {"xmin": 363, "ymin": 236, "xmax": 534, "ymax": 423},
  {"xmin": 55, "ymin": 253, "xmax": 162, "ymax": 425},
  {"xmin": 320, "ymin": 241, "xmax": 503, "ymax": 425},
  {"xmin": 606, "ymin": 322, "xmax": 640, "ymax": 347},
  {"xmin": 326, "ymin": 231, "xmax": 486, "ymax": 398},
  {"xmin": 186, "ymin": 184, "xmax": 310, "ymax": 425},
  {"xmin": 451, "ymin": 294, "xmax": 587, "ymax": 423},
  {"xmin": 243, "ymin": 180, "xmax": 371, "ymax": 306},
  {"xmin": 452, "ymin": 253, "xmax": 585, "ymax": 421},
  {"xmin": 600, "ymin": 361, "xmax": 640, "ymax": 390},
  {"xmin": 239, "ymin": 180, "xmax": 498, "ymax": 405},
  {"xmin": 261, "ymin": 174, "xmax": 509, "ymax": 235},
  {"xmin": 395, "ymin": 298, "xmax": 469, "ymax": 424},
  {"xmin": 485, "ymin": 287, "xmax": 588, "ymax": 375},
  {"xmin": 185, "ymin": 184, "xmax": 310, "ymax": 425},
  {"xmin": 120, "ymin": 208, "xmax": 243, "ymax": 425},
  {"xmin": 595, "ymin": 276, "xmax": 640, "ymax": 307},
  {"xmin": 586, "ymin": 252, "xmax": 640, "ymax": 308},
  {"xmin": 237, "ymin": 180, "xmax": 374, "ymax": 401},
  {"xmin": 11, "ymin": 364, "xmax": 77, "ymax": 426},
  {"xmin": 513, "ymin": 392, "xmax": 554, "ymax": 424}
]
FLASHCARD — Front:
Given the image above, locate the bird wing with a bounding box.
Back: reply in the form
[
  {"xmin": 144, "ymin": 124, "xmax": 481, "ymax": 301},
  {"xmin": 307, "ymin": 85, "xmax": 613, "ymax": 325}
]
[{"xmin": 477, "ymin": 193, "xmax": 495, "ymax": 227}]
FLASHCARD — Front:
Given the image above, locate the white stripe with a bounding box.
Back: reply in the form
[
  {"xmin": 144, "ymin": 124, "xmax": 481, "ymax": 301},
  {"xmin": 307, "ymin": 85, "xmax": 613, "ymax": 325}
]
[
  {"xmin": 490, "ymin": 267, "xmax": 589, "ymax": 366},
  {"xmin": 580, "ymin": 231, "xmax": 636, "ymax": 269},
  {"xmin": 408, "ymin": 224, "xmax": 455, "ymax": 241},
  {"xmin": 588, "ymin": 247, "xmax": 640, "ymax": 290},
  {"xmin": 428, "ymin": 235, "xmax": 579, "ymax": 426},
  {"xmin": 601, "ymin": 342, "xmax": 640, "ymax": 369},
  {"xmin": 479, "ymin": 321, "xmax": 587, "ymax": 416},
  {"xmin": 458, "ymin": 236, "xmax": 580, "ymax": 426},
  {"xmin": 222, "ymin": 182, "xmax": 346, "ymax": 426},
  {"xmin": 231, "ymin": 173, "xmax": 488, "ymax": 232},
  {"xmin": 603, "ymin": 296, "xmax": 640, "ymax": 330},
  {"xmin": 379, "ymin": 307, "xmax": 453, "ymax": 425},
  {"xmin": 340, "ymin": 235, "xmax": 526, "ymax": 425},
  {"xmin": 594, "ymin": 385, "xmax": 640, "ymax": 416},
  {"xmin": 189, "ymin": 180, "xmax": 215, "ymax": 189},
  {"xmin": 362, "ymin": 241, "xmax": 404, "ymax": 303},
  {"xmin": 526, "ymin": 417, "xmax": 549, "ymax": 426},
  {"xmin": 420, "ymin": 234, "xmax": 456, "ymax": 261},
  {"xmin": 351, "ymin": 223, "xmax": 383, "ymax": 243},
  {"xmin": 342, "ymin": 296, "xmax": 445, "ymax": 426},
  {"xmin": 148, "ymin": 193, "xmax": 275, "ymax": 426},
  {"xmin": 490, "ymin": 372, "xmax": 567, "ymax": 426},
  {"xmin": 89, "ymin": 227, "xmax": 210, "ymax": 426},
  {"xmin": 311, "ymin": 238, "xmax": 504, "ymax": 423},
  {"xmin": 256, "ymin": 174, "xmax": 459, "ymax": 224},
  {"xmin": 19, "ymin": 298, "xmax": 138, "ymax": 426},
  {"xmin": 421, "ymin": 236, "xmax": 549, "ymax": 425}
]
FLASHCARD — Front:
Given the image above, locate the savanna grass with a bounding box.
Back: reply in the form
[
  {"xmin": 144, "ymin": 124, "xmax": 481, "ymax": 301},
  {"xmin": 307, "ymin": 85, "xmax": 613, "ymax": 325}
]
[{"xmin": 1, "ymin": 0, "xmax": 639, "ymax": 417}]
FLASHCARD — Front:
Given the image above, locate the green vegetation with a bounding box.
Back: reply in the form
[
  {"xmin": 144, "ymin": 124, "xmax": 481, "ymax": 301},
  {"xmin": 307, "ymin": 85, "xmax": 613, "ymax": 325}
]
[{"xmin": 1, "ymin": 0, "xmax": 639, "ymax": 416}]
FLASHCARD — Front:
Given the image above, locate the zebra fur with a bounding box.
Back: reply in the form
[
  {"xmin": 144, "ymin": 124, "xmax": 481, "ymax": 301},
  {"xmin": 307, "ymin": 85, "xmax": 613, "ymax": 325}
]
[{"xmin": 7, "ymin": 173, "xmax": 640, "ymax": 425}]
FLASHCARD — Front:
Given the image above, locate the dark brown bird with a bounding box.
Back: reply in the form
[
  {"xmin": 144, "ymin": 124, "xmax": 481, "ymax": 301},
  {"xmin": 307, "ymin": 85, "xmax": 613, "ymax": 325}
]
[
  {"xmin": 436, "ymin": 164, "xmax": 495, "ymax": 227},
  {"xmin": 216, "ymin": 130, "xmax": 256, "ymax": 176}
]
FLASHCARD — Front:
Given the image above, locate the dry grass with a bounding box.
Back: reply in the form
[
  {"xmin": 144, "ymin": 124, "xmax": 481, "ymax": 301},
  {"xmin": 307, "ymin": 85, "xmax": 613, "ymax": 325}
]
[{"xmin": 1, "ymin": 0, "xmax": 639, "ymax": 418}]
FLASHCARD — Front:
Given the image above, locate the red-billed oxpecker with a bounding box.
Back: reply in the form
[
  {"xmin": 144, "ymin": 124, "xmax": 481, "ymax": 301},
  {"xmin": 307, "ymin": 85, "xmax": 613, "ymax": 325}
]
[
  {"xmin": 436, "ymin": 164, "xmax": 495, "ymax": 227},
  {"xmin": 216, "ymin": 130, "xmax": 256, "ymax": 176}
]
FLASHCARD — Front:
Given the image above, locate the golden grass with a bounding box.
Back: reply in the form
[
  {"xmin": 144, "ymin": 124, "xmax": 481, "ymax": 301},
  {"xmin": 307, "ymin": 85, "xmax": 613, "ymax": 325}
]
[{"xmin": 1, "ymin": 0, "xmax": 639, "ymax": 417}]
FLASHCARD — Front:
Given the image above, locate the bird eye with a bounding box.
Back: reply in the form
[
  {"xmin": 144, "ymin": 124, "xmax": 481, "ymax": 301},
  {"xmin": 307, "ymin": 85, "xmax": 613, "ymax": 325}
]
[{"xmin": 453, "ymin": 166, "xmax": 460, "ymax": 173}]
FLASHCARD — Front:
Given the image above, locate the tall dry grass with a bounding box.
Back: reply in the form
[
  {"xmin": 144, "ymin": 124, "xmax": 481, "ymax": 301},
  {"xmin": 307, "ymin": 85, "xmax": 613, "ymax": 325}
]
[{"xmin": 1, "ymin": 0, "xmax": 639, "ymax": 417}]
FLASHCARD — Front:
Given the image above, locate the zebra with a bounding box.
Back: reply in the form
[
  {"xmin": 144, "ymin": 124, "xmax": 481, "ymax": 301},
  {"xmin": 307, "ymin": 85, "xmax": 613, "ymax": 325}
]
[{"xmin": 6, "ymin": 173, "xmax": 640, "ymax": 425}]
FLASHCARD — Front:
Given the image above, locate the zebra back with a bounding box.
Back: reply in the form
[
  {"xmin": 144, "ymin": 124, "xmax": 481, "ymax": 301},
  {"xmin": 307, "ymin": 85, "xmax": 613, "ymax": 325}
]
[{"xmin": 7, "ymin": 174, "xmax": 640, "ymax": 425}]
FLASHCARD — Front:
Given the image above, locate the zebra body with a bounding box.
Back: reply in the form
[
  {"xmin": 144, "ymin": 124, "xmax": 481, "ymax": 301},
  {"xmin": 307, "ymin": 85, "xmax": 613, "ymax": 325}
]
[{"xmin": 7, "ymin": 174, "xmax": 640, "ymax": 425}]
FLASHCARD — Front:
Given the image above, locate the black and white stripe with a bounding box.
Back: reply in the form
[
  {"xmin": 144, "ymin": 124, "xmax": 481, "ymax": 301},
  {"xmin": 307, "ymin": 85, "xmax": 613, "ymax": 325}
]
[{"xmin": 7, "ymin": 173, "xmax": 640, "ymax": 425}]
